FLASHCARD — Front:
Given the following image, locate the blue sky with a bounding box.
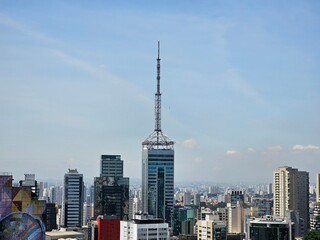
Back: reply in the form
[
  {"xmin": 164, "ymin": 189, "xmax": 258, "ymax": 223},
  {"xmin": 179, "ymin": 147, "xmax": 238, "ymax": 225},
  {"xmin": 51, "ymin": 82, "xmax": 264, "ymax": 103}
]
[{"xmin": 0, "ymin": 1, "xmax": 319, "ymax": 183}]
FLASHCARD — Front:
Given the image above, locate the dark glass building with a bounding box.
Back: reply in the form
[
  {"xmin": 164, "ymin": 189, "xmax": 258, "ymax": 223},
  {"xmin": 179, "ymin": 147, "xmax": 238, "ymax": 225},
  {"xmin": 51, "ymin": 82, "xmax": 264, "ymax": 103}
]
[{"xmin": 94, "ymin": 155, "xmax": 129, "ymax": 220}]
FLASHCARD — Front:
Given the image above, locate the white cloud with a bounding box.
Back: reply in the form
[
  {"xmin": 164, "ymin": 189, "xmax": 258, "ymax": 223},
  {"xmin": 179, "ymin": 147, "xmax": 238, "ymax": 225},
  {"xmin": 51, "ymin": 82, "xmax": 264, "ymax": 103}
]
[
  {"xmin": 182, "ymin": 138, "xmax": 197, "ymax": 149},
  {"xmin": 267, "ymin": 145, "xmax": 283, "ymax": 152},
  {"xmin": 247, "ymin": 147, "xmax": 255, "ymax": 152},
  {"xmin": 292, "ymin": 144, "xmax": 320, "ymax": 152},
  {"xmin": 226, "ymin": 150, "xmax": 239, "ymax": 155}
]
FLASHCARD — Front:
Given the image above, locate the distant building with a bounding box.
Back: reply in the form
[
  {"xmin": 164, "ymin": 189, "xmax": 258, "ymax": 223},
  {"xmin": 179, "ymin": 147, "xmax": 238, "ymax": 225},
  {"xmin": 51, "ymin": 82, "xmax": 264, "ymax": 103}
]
[
  {"xmin": 61, "ymin": 168, "xmax": 84, "ymax": 228},
  {"xmin": 227, "ymin": 202, "xmax": 250, "ymax": 234},
  {"xmin": 94, "ymin": 155, "xmax": 129, "ymax": 220},
  {"xmin": 246, "ymin": 215, "xmax": 294, "ymax": 240},
  {"xmin": 310, "ymin": 203, "xmax": 320, "ymax": 230},
  {"xmin": 251, "ymin": 198, "xmax": 272, "ymax": 217},
  {"xmin": 120, "ymin": 214, "xmax": 169, "ymax": 240},
  {"xmin": 172, "ymin": 206, "xmax": 197, "ymax": 236},
  {"xmin": 46, "ymin": 203, "xmax": 57, "ymax": 231},
  {"xmin": 19, "ymin": 173, "xmax": 39, "ymax": 198},
  {"xmin": 196, "ymin": 216, "xmax": 227, "ymax": 240}
]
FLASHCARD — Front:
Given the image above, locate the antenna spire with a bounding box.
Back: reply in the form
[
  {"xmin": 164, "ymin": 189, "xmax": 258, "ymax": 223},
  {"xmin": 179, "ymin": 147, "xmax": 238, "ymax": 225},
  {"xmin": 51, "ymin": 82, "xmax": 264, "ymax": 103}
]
[
  {"xmin": 155, "ymin": 41, "xmax": 161, "ymax": 138},
  {"xmin": 142, "ymin": 42, "xmax": 174, "ymax": 149}
]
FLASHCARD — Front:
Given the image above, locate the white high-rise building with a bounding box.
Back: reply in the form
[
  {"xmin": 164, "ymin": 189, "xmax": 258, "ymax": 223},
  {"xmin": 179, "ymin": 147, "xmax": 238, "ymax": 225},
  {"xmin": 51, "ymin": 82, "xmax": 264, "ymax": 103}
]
[
  {"xmin": 61, "ymin": 168, "xmax": 84, "ymax": 228},
  {"xmin": 120, "ymin": 215, "xmax": 169, "ymax": 240},
  {"xmin": 273, "ymin": 166, "xmax": 309, "ymax": 234}
]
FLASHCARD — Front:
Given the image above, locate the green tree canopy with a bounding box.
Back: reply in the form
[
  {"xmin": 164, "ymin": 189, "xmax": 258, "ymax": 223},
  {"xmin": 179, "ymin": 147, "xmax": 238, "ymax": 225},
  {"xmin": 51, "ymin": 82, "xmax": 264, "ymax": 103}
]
[{"xmin": 304, "ymin": 230, "xmax": 320, "ymax": 240}]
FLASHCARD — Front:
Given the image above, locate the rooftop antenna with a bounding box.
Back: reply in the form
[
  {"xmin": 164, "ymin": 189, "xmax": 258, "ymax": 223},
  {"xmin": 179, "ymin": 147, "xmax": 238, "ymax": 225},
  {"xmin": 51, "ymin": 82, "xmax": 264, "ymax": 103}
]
[
  {"xmin": 142, "ymin": 41, "xmax": 174, "ymax": 149},
  {"xmin": 155, "ymin": 41, "xmax": 161, "ymax": 144}
]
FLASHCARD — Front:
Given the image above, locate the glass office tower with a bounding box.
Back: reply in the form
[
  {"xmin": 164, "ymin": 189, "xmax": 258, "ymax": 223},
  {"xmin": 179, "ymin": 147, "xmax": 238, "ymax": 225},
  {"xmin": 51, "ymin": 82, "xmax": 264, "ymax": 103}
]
[{"xmin": 141, "ymin": 42, "xmax": 174, "ymax": 224}]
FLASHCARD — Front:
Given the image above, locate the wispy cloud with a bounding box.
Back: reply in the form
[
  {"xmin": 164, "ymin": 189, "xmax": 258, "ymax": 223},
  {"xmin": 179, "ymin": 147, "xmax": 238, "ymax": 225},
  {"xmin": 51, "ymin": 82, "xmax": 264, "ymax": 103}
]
[
  {"xmin": 182, "ymin": 138, "xmax": 197, "ymax": 149},
  {"xmin": 247, "ymin": 147, "xmax": 255, "ymax": 152},
  {"xmin": 267, "ymin": 145, "xmax": 283, "ymax": 152},
  {"xmin": 292, "ymin": 144, "xmax": 320, "ymax": 152},
  {"xmin": 0, "ymin": 14, "xmax": 58, "ymax": 44},
  {"xmin": 226, "ymin": 150, "xmax": 239, "ymax": 155},
  {"xmin": 222, "ymin": 68, "xmax": 269, "ymax": 107}
]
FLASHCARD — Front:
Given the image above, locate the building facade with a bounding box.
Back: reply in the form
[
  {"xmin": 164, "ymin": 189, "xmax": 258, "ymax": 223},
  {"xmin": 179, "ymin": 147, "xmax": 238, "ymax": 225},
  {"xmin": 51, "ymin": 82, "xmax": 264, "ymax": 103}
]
[
  {"xmin": 94, "ymin": 155, "xmax": 129, "ymax": 220},
  {"xmin": 120, "ymin": 215, "xmax": 169, "ymax": 240},
  {"xmin": 247, "ymin": 215, "xmax": 294, "ymax": 240},
  {"xmin": 316, "ymin": 173, "xmax": 320, "ymax": 203},
  {"xmin": 273, "ymin": 166, "xmax": 309, "ymax": 235},
  {"xmin": 196, "ymin": 218, "xmax": 227, "ymax": 240},
  {"xmin": 61, "ymin": 168, "xmax": 84, "ymax": 228}
]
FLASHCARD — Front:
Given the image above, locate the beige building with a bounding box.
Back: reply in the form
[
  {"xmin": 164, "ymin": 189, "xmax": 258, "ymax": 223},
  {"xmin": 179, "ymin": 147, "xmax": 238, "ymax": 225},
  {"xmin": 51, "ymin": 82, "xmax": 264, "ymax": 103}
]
[
  {"xmin": 273, "ymin": 166, "xmax": 309, "ymax": 235},
  {"xmin": 196, "ymin": 216, "xmax": 226, "ymax": 240},
  {"xmin": 227, "ymin": 202, "xmax": 250, "ymax": 234},
  {"xmin": 316, "ymin": 173, "xmax": 320, "ymax": 203}
]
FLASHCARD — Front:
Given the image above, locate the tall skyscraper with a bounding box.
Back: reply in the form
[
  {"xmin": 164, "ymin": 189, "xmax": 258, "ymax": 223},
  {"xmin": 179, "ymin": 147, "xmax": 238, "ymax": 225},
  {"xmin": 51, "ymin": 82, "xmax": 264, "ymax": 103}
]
[
  {"xmin": 94, "ymin": 155, "xmax": 129, "ymax": 220},
  {"xmin": 141, "ymin": 42, "xmax": 174, "ymax": 224},
  {"xmin": 61, "ymin": 168, "xmax": 84, "ymax": 228},
  {"xmin": 273, "ymin": 166, "xmax": 309, "ymax": 235}
]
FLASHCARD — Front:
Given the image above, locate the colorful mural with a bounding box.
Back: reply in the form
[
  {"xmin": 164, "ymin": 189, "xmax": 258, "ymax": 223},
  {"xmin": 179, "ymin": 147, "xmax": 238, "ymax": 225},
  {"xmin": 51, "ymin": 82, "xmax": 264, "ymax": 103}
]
[
  {"xmin": 0, "ymin": 212, "xmax": 45, "ymax": 239},
  {"xmin": 0, "ymin": 174, "xmax": 13, "ymax": 220}
]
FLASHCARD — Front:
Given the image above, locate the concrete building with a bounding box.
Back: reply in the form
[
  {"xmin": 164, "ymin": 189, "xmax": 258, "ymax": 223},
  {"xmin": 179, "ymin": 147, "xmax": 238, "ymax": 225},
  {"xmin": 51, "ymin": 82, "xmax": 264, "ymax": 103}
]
[
  {"xmin": 273, "ymin": 166, "xmax": 309, "ymax": 235},
  {"xmin": 196, "ymin": 216, "xmax": 227, "ymax": 240},
  {"xmin": 61, "ymin": 168, "xmax": 84, "ymax": 228},
  {"xmin": 227, "ymin": 202, "xmax": 250, "ymax": 234},
  {"xmin": 120, "ymin": 214, "xmax": 169, "ymax": 240}
]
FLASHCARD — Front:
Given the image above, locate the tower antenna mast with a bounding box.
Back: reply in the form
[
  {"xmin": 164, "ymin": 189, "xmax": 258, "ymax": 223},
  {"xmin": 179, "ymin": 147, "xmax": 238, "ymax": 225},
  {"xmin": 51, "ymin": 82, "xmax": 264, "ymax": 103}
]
[{"xmin": 155, "ymin": 41, "xmax": 161, "ymax": 144}]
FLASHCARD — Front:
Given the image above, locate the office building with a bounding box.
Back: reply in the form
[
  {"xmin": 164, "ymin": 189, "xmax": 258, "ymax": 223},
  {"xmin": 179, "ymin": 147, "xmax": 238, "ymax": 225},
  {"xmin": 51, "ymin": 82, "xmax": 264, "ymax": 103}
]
[
  {"xmin": 142, "ymin": 42, "xmax": 174, "ymax": 224},
  {"xmin": 94, "ymin": 155, "xmax": 129, "ymax": 220},
  {"xmin": 120, "ymin": 214, "xmax": 169, "ymax": 240},
  {"xmin": 101, "ymin": 154, "xmax": 123, "ymax": 177},
  {"xmin": 196, "ymin": 216, "xmax": 227, "ymax": 240},
  {"xmin": 172, "ymin": 206, "xmax": 197, "ymax": 236},
  {"xmin": 273, "ymin": 166, "xmax": 309, "ymax": 235},
  {"xmin": 246, "ymin": 215, "xmax": 294, "ymax": 240},
  {"xmin": 46, "ymin": 203, "xmax": 57, "ymax": 231},
  {"xmin": 61, "ymin": 168, "xmax": 84, "ymax": 228},
  {"xmin": 251, "ymin": 198, "xmax": 272, "ymax": 217}
]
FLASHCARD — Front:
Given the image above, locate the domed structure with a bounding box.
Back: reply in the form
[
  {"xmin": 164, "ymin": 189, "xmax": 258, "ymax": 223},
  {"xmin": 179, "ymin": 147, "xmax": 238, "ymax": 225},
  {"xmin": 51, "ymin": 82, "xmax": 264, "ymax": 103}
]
[{"xmin": 0, "ymin": 212, "xmax": 45, "ymax": 239}]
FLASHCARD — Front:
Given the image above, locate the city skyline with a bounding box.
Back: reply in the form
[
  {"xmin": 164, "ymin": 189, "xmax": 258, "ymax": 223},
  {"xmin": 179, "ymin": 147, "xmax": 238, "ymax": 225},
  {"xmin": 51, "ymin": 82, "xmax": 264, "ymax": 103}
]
[{"xmin": 0, "ymin": 1, "xmax": 319, "ymax": 183}]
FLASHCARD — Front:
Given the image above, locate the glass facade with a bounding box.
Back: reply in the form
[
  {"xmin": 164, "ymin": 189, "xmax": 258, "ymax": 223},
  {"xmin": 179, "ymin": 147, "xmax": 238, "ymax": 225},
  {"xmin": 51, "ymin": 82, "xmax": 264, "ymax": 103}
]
[
  {"xmin": 250, "ymin": 223, "xmax": 294, "ymax": 240},
  {"xmin": 142, "ymin": 148, "xmax": 174, "ymax": 223},
  {"xmin": 62, "ymin": 169, "xmax": 84, "ymax": 228}
]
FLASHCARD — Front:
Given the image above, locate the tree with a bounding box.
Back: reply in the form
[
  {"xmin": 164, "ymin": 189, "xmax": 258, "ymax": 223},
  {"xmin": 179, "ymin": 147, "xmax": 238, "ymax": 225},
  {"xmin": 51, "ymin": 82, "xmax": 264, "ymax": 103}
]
[{"xmin": 304, "ymin": 230, "xmax": 320, "ymax": 240}]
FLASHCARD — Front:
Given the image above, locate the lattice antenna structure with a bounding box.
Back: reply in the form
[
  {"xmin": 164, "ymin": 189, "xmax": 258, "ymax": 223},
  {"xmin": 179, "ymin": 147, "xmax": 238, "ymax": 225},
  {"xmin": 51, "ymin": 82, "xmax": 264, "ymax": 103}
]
[{"xmin": 142, "ymin": 42, "xmax": 174, "ymax": 150}]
